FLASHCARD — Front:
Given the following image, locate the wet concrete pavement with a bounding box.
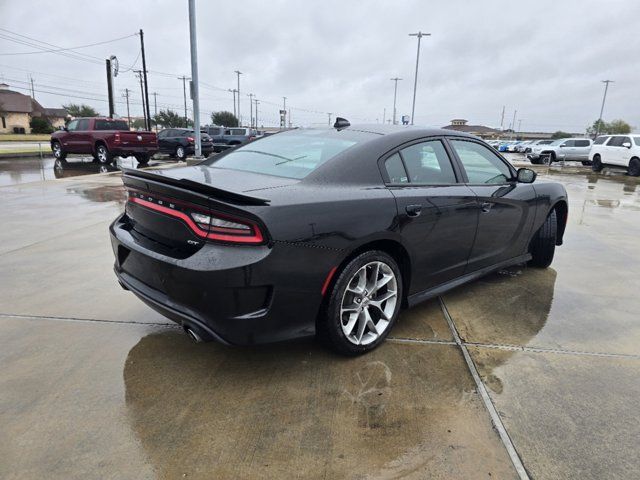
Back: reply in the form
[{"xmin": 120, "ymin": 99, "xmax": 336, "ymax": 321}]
[{"xmin": 1, "ymin": 159, "xmax": 639, "ymax": 479}]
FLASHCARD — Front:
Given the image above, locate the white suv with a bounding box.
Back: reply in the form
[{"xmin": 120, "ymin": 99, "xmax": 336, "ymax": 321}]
[
  {"xmin": 590, "ymin": 135, "xmax": 640, "ymax": 176},
  {"xmin": 527, "ymin": 138, "xmax": 593, "ymax": 165}
]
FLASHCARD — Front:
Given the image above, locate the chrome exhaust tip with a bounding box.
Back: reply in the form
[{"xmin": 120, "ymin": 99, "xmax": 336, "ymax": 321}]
[{"xmin": 184, "ymin": 326, "xmax": 203, "ymax": 343}]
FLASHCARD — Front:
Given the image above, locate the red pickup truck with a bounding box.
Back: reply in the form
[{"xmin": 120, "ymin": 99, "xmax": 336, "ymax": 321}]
[{"xmin": 51, "ymin": 117, "xmax": 158, "ymax": 164}]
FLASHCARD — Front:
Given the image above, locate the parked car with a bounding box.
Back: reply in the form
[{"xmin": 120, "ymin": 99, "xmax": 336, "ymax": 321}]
[
  {"xmin": 507, "ymin": 141, "xmax": 524, "ymax": 153},
  {"xmin": 590, "ymin": 135, "xmax": 640, "ymax": 176},
  {"xmin": 222, "ymin": 127, "xmax": 258, "ymax": 146},
  {"xmin": 51, "ymin": 117, "xmax": 158, "ymax": 165},
  {"xmin": 527, "ymin": 138, "xmax": 593, "ymax": 164},
  {"xmin": 524, "ymin": 139, "xmax": 553, "ymax": 153},
  {"xmin": 111, "ymin": 122, "xmax": 568, "ymax": 355},
  {"xmin": 157, "ymin": 128, "xmax": 214, "ymax": 160}
]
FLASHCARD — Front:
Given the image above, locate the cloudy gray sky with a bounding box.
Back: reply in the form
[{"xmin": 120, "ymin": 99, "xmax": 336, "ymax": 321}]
[{"xmin": 1, "ymin": 0, "xmax": 638, "ymax": 132}]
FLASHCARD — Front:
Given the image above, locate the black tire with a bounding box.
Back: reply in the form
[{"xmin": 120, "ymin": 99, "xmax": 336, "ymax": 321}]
[
  {"xmin": 627, "ymin": 158, "xmax": 640, "ymax": 177},
  {"xmin": 135, "ymin": 154, "xmax": 150, "ymax": 165},
  {"xmin": 591, "ymin": 154, "xmax": 603, "ymax": 172},
  {"xmin": 529, "ymin": 209, "xmax": 557, "ymax": 268},
  {"xmin": 529, "ymin": 157, "xmax": 541, "ymax": 165},
  {"xmin": 317, "ymin": 250, "xmax": 403, "ymax": 355},
  {"xmin": 175, "ymin": 146, "xmax": 186, "ymax": 161},
  {"xmin": 581, "ymin": 161, "xmax": 592, "ymax": 166},
  {"xmin": 542, "ymin": 151, "xmax": 555, "ymax": 164},
  {"xmin": 51, "ymin": 141, "xmax": 67, "ymax": 160},
  {"xmin": 95, "ymin": 144, "xmax": 112, "ymax": 164}
]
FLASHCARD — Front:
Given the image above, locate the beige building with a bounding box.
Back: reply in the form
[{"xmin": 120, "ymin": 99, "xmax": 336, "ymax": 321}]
[{"xmin": 0, "ymin": 83, "xmax": 68, "ymax": 133}]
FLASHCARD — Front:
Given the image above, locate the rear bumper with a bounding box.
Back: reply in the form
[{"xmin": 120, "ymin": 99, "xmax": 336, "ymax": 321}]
[{"xmin": 110, "ymin": 213, "xmax": 336, "ymax": 345}]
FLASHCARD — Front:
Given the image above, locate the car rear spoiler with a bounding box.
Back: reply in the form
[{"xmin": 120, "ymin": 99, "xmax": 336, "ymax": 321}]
[{"xmin": 121, "ymin": 168, "xmax": 270, "ymax": 206}]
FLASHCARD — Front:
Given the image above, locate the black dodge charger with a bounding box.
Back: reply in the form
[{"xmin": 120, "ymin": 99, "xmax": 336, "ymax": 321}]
[{"xmin": 110, "ymin": 121, "xmax": 568, "ymax": 355}]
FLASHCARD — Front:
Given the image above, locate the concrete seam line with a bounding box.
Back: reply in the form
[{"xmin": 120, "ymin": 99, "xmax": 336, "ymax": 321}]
[
  {"xmin": 0, "ymin": 312, "xmax": 177, "ymax": 328},
  {"xmin": 467, "ymin": 341, "xmax": 640, "ymax": 360},
  {"xmin": 387, "ymin": 337, "xmax": 457, "ymax": 346},
  {"xmin": 438, "ymin": 297, "xmax": 530, "ymax": 480}
]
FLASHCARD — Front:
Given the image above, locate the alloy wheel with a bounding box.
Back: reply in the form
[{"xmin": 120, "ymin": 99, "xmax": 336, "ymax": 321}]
[
  {"xmin": 53, "ymin": 143, "xmax": 61, "ymax": 158},
  {"xmin": 339, "ymin": 261, "xmax": 398, "ymax": 345},
  {"xmin": 97, "ymin": 147, "xmax": 108, "ymax": 163}
]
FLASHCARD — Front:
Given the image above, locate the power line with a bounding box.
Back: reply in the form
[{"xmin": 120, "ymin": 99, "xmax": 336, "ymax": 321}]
[{"xmin": 0, "ymin": 33, "xmax": 137, "ymax": 56}]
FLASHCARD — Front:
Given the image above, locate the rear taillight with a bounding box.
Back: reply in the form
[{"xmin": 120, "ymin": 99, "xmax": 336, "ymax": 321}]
[
  {"xmin": 187, "ymin": 136, "xmax": 194, "ymax": 143},
  {"xmin": 114, "ymin": 133, "xmax": 121, "ymax": 143},
  {"xmin": 127, "ymin": 191, "xmax": 264, "ymax": 244}
]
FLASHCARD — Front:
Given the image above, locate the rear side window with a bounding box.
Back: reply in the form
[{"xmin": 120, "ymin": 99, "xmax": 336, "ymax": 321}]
[
  {"xmin": 450, "ymin": 139, "xmax": 512, "ymax": 184},
  {"xmin": 399, "ymin": 140, "xmax": 456, "ymax": 184},
  {"xmin": 385, "ymin": 153, "xmax": 408, "ymax": 183},
  {"xmin": 594, "ymin": 136, "xmax": 609, "ymax": 145},
  {"xmin": 95, "ymin": 120, "xmax": 129, "ymax": 131},
  {"xmin": 575, "ymin": 140, "xmax": 590, "ymax": 147},
  {"xmin": 230, "ymin": 128, "xmax": 246, "ymax": 135}
]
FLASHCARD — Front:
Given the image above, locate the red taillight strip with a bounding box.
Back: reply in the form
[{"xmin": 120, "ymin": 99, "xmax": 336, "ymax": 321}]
[
  {"xmin": 129, "ymin": 197, "xmax": 264, "ymax": 244},
  {"xmin": 321, "ymin": 266, "xmax": 338, "ymax": 296}
]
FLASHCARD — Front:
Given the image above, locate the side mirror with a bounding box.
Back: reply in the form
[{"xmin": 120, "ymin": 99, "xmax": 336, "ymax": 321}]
[
  {"xmin": 517, "ymin": 167, "xmax": 536, "ymax": 183},
  {"xmin": 622, "ymin": 142, "xmax": 632, "ymax": 148},
  {"xmin": 559, "ymin": 144, "xmax": 566, "ymax": 148}
]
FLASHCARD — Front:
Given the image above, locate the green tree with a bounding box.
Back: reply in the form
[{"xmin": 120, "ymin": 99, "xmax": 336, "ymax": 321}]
[
  {"xmin": 586, "ymin": 118, "xmax": 632, "ymax": 136},
  {"xmin": 29, "ymin": 116, "xmax": 54, "ymax": 134},
  {"xmin": 62, "ymin": 103, "xmax": 99, "ymax": 117},
  {"xmin": 211, "ymin": 111, "xmax": 238, "ymax": 127},
  {"xmin": 551, "ymin": 131, "xmax": 572, "ymax": 139},
  {"xmin": 131, "ymin": 118, "xmax": 147, "ymax": 130},
  {"xmin": 154, "ymin": 109, "xmax": 193, "ymax": 128}
]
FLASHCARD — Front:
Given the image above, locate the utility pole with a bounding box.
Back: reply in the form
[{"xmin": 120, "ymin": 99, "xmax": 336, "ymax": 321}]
[
  {"xmin": 383, "ymin": 107, "xmax": 386, "ymax": 125},
  {"xmin": 281, "ymin": 96, "xmax": 287, "ymax": 129},
  {"xmin": 139, "ymin": 30, "xmax": 151, "ymax": 130},
  {"xmin": 517, "ymin": 119, "xmax": 522, "ymax": 137},
  {"xmin": 135, "ymin": 70, "xmax": 147, "ymax": 127},
  {"xmin": 596, "ymin": 80, "xmax": 614, "ymax": 137},
  {"xmin": 500, "ymin": 105, "xmax": 505, "ymax": 130},
  {"xmin": 123, "ymin": 88, "xmax": 131, "ymax": 128},
  {"xmin": 234, "ymin": 70, "xmax": 242, "ymax": 125},
  {"xmin": 247, "ymin": 93, "xmax": 254, "ymax": 128},
  {"xmin": 228, "ymin": 89, "xmax": 237, "ymax": 119},
  {"xmin": 288, "ymin": 108, "xmax": 291, "ymax": 128},
  {"xmin": 179, "ymin": 76, "xmax": 189, "ymax": 124},
  {"xmin": 390, "ymin": 77, "xmax": 402, "ymax": 125},
  {"xmin": 188, "ymin": 0, "xmax": 202, "ymax": 157},
  {"xmin": 408, "ymin": 31, "xmax": 431, "ymax": 125},
  {"xmin": 327, "ymin": 112, "xmax": 332, "ymax": 126},
  {"xmin": 106, "ymin": 59, "xmax": 115, "ymax": 118},
  {"xmin": 254, "ymin": 98, "xmax": 259, "ymax": 128},
  {"xmin": 152, "ymin": 92, "xmax": 158, "ymax": 131},
  {"xmin": 510, "ymin": 109, "xmax": 517, "ymax": 140},
  {"xmin": 29, "ymin": 76, "xmax": 35, "ymax": 99}
]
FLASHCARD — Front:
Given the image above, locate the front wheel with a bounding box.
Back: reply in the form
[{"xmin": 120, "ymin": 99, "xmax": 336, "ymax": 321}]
[
  {"xmin": 318, "ymin": 251, "xmax": 402, "ymax": 355},
  {"xmin": 627, "ymin": 158, "xmax": 640, "ymax": 177},
  {"xmin": 175, "ymin": 146, "xmax": 186, "ymax": 161},
  {"xmin": 95, "ymin": 144, "xmax": 112, "ymax": 164},
  {"xmin": 529, "ymin": 209, "xmax": 557, "ymax": 268},
  {"xmin": 591, "ymin": 155, "xmax": 603, "ymax": 172},
  {"xmin": 52, "ymin": 141, "xmax": 66, "ymax": 160},
  {"xmin": 135, "ymin": 154, "xmax": 150, "ymax": 165}
]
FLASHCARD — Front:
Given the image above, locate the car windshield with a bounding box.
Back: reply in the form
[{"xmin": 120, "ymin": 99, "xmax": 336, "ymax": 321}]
[{"xmin": 204, "ymin": 129, "xmax": 371, "ymax": 179}]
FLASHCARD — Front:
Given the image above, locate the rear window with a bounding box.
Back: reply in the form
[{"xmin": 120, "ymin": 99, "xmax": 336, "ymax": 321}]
[
  {"xmin": 95, "ymin": 120, "xmax": 130, "ymax": 131},
  {"xmin": 575, "ymin": 140, "xmax": 590, "ymax": 147},
  {"xmin": 205, "ymin": 130, "xmax": 370, "ymax": 179}
]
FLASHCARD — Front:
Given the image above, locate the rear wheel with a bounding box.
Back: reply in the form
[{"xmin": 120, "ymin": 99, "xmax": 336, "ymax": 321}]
[
  {"xmin": 543, "ymin": 151, "xmax": 555, "ymax": 164},
  {"xmin": 175, "ymin": 146, "xmax": 186, "ymax": 161},
  {"xmin": 95, "ymin": 144, "xmax": 112, "ymax": 164},
  {"xmin": 627, "ymin": 158, "xmax": 640, "ymax": 177},
  {"xmin": 591, "ymin": 154, "xmax": 603, "ymax": 172},
  {"xmin": 52, "ymin": 141, "xmax": 66, "ymax": 160},
  {"xmin": 529, "ymin": 209, "xmax": 557, "ymax": 268},
  {"xmin": 529, "ymin": 157, "xmax": 541, "ymax": 165},
  {"xmin": 135, "ymin": 154, "xmax": 150, "ymax": 165},
  {"xmin": 318, "ymin": 251, "xmax": 402, "ymax": 355}
]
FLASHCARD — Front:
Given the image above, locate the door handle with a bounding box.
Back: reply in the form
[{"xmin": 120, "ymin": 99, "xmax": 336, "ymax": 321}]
[
  {"xmin": 480, "ymin": 202, "xmax": 493, "ymax": 213},
  {"xmin": 405, "ymin": 204, "xmax": 422, "ymax": 217}
]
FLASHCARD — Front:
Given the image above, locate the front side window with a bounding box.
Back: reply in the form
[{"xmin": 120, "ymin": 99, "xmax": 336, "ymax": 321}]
[
  {"xmin": 561, "ymin": 140, "xmax": 575, "ymax": 147},
  {"xmin": 607, "ymin": 136, "xmax": 629, "ymax": 147},
  {"xmin": 633, "ymin": 137, "xmax": 640, "ymax": 146},
  {"xmin": 594, "ymin": 136, "xmax": 609, "ymax": 145},
  {"xmin": 450, "ymin": 139, "xmax": 512, "ymax": 184},
  {"xmin": 399, "ymin": 140, "xmax": 456, "ymax": 184},
  {"xmin": 66, "ymin": 120, "xmax": 79, "ymax": 131},
  {"xmin": 385, "ymin": 153, "xmax": 408, "ymax": 183}
]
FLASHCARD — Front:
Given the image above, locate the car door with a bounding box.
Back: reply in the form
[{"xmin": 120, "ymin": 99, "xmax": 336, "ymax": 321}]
[
  {"xmin": 447, "ymin": 137, "xmax": 536, "ymax": 272},
  {"xmin": 574, "ymin": 139, "xmax": 592, "ymax": 161},
  {"xmin": 381, "ymin": 138, "xmax": 479, "ymax": 293},
  {"xmin": 605, "ymin": 136, "xmax": 626, "ymax": 166},
  {"xmin": 74, "ymin": 119, "xmax": 92, "ymax": 153},
  {"xmin": 157, "ymin": 129, "xmax": 170, "ymax": 152},
  {"xmin": 558, "ymin": 139, "xmax": 575, "ymax": 160},
  {"xmin": 62, "ymin": 119, "xmax": 80, "ymax": 152}
]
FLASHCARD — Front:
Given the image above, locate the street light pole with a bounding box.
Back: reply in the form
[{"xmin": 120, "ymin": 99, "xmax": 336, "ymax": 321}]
[
  {"xmin": 328, "ymin": 112, "xmax": 332, "ymax": 126},
  {"xmin": 408, "ymin": 31, "xmax": 430, "ymax": 125},
  {"xmin": 139, "ymin": 29, "xmax": 152, "ymax": 131},
  {"xmin": 234, "ymin": 70, "xmax": 242, "ymax": 125},
  {"xmin": 187, "ymin": 0, "xmax": 202, "ymax": 157},
  {"xmin": 254, "ymin": 99, "xmax": 259, "ymax": 128},
  {"xmin": 179, "ymin": 75, "xmax": 189, "ymax": 124},
  {"xmin": 390, "ymin": 77, "xmax": 402, "ymax": 125},
  {"xmin": 247, "ymin": 93, "xmax": 254, "ymax": 128},
  {"xmin": 229, "ymin": 89, "xmax": 237, "ymax": 119},
  {"xmin": 596, "ymin": 80, "xmax": 614, "ymax": 137},
  {"xmin": 152, "ymin": 92, "xmax": 158, "ymax": 131}
]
